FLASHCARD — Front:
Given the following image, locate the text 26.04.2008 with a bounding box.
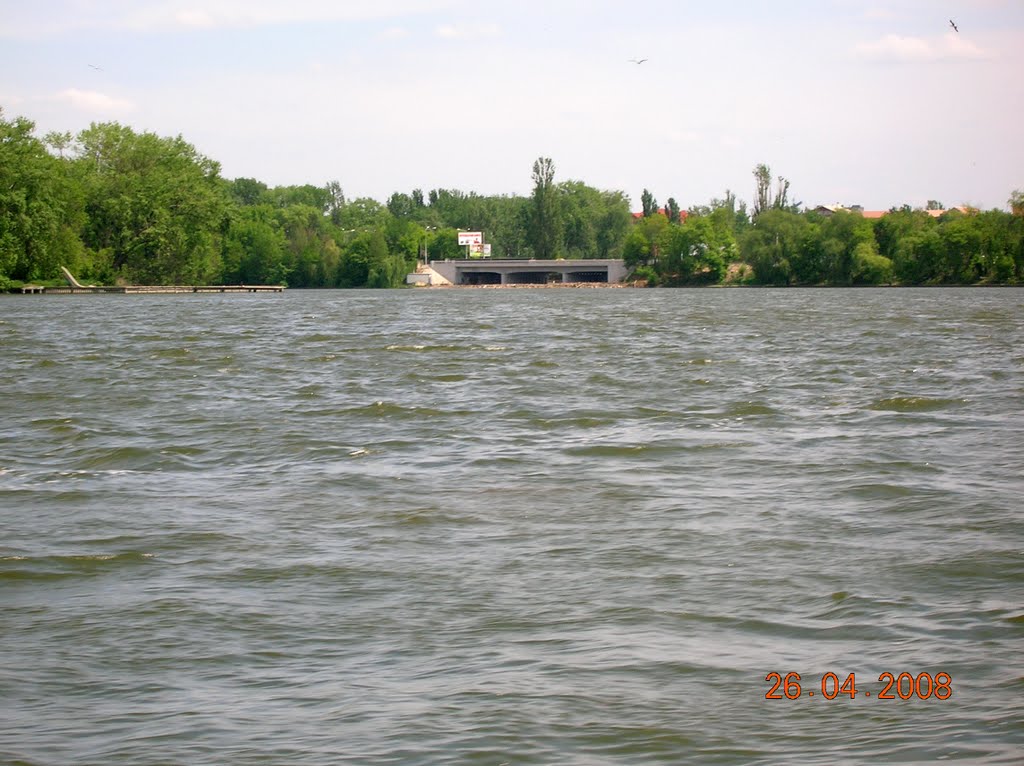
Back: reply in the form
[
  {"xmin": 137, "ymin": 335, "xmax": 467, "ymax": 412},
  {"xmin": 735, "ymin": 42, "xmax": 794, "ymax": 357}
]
[{"xmin": 765, "ymin": 672, "xmax": 953, "ymax": 700}]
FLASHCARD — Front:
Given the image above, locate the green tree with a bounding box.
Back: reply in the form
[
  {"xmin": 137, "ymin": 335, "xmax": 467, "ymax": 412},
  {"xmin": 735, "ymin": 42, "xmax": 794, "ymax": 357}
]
[
  {"xmin": 740, "ymin": 208, "xmax": 809, "ymax": 285},
  {"xmin": 74, "ymin": 122, "xmax": 228, "ymax": 284},
  {"xmin": 815, "ymin": 210, "xmax": 878, "ymax": 285},
  {"xmin": 335, "ymin": 197, "xmax": 390, "ymax": 231},
  {"xmin": 893, "ymin": 228, "xmax": 944, "ymax": 284},
  {"xmin": 657, "ymin": 215, "xmax": 729, "ymax": 284},
  {"xmin": 228, "ymin": 177, "xmax": 269, "ymax": 206},
  {"xmin": 1008, "ymin": 189, "xmax": 1024, "ymax": 218},
  {"xmin": 595, "ymin": 191, "xmax": 632, "ymax": 259},
  {"xmin": 338, "ymin": 229, "xmax": 404, "ymax": 288},
  {"xmin": 326, "ymin": 180, "xmax": 346, "ymax": 223},
  {"xmin": 387, "ymin": 192, "xmax": 416, "ymax": 219},
  {"xmin": 622, "ymin": 227, "xmax": 652, "ymax": 270},
  {"xmin": 266, "ymin": 184, "xmax": 332, "ymax": 213},
  {"xmin": 0, "ymin": 110, "xmax": 85, "ymax": 284},
  {"xmin": 939, "ymin": 213, "xmax": 984, "ymax": 283},
  {"xmin": 559, "ymin": 181, "xmax": 602, "ymax": 259},
  {"xmin": 221, "ymin": 205, "xmax": 289, "ymax": 285},
  {"xmin": 665, "ymin": 197, "xmax": 680, "ymax": 225},
  {"xmin": 44, "ymin": 130, "xmax": 73, "ymax": 159},
  {"xmin": 851, "ymin": 243, "xmax": 894, "ymax": 285},
  {"xmin": 275, "ymin": 203, "xmax": 339, "ymax": 287},
  {"xmin": 641, "ymin": 188, "xmax": 658, "ymax": 217},
  {"xmin": 752, "ymin": 164, "xmax": 772, "ymax": 219},
  {"xmin": 529, "ymin": 157, "xmax": 562, "ymax": 259},
  {"xmin": 425, "ymin": 227, "xmax": 464, "ymax": 261}
]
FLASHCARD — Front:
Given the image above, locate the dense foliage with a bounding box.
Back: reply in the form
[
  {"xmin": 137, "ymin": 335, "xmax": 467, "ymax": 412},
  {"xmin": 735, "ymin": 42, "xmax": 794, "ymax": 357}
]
[{"xmin": 2, "ymin": 108, "xmax": 1022, "ymax": 288}]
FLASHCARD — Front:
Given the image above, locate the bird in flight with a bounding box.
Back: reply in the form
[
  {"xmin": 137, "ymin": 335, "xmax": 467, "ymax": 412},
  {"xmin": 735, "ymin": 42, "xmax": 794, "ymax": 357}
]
[
  {"xmin": 949, "ymin": 19, "xmax": 959, "ymax": 33},
  {"xmin": 88, "ymin": 63, "xmax": 103, "ymax": 71},
  {"xmin": 629, "ymin": 58, "xmax": 648, "ymax": 64}
]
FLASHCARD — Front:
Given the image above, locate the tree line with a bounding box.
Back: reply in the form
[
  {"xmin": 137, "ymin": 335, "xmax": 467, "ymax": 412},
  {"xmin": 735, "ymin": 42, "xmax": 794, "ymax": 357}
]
[{"xmin": 2, "ymin": 108, "xmax": 1022, "ymax": 289}]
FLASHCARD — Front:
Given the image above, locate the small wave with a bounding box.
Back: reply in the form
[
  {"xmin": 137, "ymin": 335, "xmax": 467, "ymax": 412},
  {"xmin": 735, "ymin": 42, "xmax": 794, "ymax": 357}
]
[
  {"xmin": 342, "ymin": 401, "xmax": 442, "ymax": 418},
  {"xmin": 843, "ymin": 482, "xmax": 917, "ymax": 500},
  {"xmin": 0, "ymin": 551, "xmax": 154, "ymax": 581},
  {"xmin": 868, "ymin": 396, "xmax": 964, "ymax": 412},
  {"xmin": 565, "ymin": 444, "xmax": 652, "ymax": 458},
  {"xmin": 72, "ymin": 446, "xmax": 164, "ymax": 472},
  {"xmin": 385, "ymin": 344, "xmax": 507, "ymax": 353},
  {"xmin": 563, "ymin": 442, "xmax": 723, "ymax": 458},
  {"xmin": 724, "ymin": 401, "xmax": 778, "ymax": 417},
  {"xmin": 28, "ymin": 417, "xmax": 76, "ymax": 431},
  {"xmin": 149, "ymin": 347, "xmax": 191, "ymax": 359},
  {"xmin": 385, "ymin": 344, "xmax": 455, "ymax": 352}
]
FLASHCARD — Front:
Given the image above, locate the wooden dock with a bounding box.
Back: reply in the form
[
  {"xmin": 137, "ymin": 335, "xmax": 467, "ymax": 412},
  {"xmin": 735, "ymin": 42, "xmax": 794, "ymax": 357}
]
[
  {"xmin": 29, "ymin": 268, "xmax": 284, "ymax": 294},
  {"xmin": 42, "ymin": 284, "xmax": 285, "ymax": 294}
]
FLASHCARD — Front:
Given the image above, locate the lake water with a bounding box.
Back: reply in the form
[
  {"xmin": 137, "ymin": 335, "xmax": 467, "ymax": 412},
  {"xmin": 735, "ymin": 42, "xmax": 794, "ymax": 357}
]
[{"xmin": 1, "ymin": 287, "xmax": 1022, "ymax": 765}]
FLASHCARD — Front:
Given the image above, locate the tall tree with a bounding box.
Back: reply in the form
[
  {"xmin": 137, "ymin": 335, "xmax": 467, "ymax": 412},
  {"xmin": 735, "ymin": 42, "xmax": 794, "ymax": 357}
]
[
  {"xmin": 752, "ymin": 164, "xmax": 772, "ymax": 219},
  {"xmin": 665, "ymin": 197, "xmax": 680, "ymax": 224},
  {"xmin": 1008, "ymin": 189, "xmax": 1024, "ymax": 217},
  {"xmin": 529, "ymin": 157, "xmax": 562, "ymax": 259},
  {"xmin": 326, "ymin": 180, "xmax": 346, "ymax": 223},
  {"xmin": 641, "ymin": 188, "xmax": 658, "ymax": 217}
]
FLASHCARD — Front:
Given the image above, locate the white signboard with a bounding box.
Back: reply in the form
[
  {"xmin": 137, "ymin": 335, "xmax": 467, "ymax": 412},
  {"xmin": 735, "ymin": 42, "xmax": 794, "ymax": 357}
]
[{"xmin": 458, "ymin": 231, "xmax": 483, "ymax": 246}]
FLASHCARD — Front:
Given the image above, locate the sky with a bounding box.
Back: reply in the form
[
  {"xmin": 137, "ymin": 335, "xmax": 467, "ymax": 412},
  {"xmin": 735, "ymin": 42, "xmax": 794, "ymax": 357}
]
[{"xmin": 2, "ymin": 0, "xmax": 1022, "ymax": 212}]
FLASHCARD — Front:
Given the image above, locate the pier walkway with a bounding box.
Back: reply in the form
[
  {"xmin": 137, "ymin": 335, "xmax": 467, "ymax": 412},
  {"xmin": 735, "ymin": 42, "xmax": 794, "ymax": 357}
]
[{"xmin": 26, "ymin": 267, "xmax": 286, "ymax": 294}]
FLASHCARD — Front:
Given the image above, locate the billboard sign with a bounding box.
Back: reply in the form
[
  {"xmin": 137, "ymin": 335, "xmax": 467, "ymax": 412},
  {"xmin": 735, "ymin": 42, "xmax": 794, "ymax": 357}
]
[{"xmin": 458, "ymin": 231, "xmax": 483, "ymax": 246}]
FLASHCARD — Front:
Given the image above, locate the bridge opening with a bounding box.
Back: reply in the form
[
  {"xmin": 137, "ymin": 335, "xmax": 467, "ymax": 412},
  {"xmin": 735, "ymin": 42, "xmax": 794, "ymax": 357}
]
[
  {"xmin": 461, "ymin": 272, "xmax": 502, "ymax": 285},
  {"xmin": 506, "ymin": 272, "xmax": 556, "ymax": 285},
  {"xmin": 564, "ymin": 271, "xmax": 609, "ymax": 283}
]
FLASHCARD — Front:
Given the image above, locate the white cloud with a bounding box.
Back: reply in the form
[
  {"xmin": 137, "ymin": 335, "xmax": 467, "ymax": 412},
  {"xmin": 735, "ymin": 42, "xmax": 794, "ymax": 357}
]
[
  {"xmin": 174, "ymin": 9, "xmax": 217, "ymax": 28},
  {"xmin": 1, "ymin": 0, "xmax": 459, "ymax": 36},
  {"xmin": 666, "ymin": 129, "xmax": 701, "ymax": 144},
  {"xmin": 944, "ymin": 33, "xmax": 988, "ymax": 60},
  {"xmin": 854, "ymin": 32, "xmax": 989, "ymax": 62},
  {"xmin": 435, "ymin": 22, "xmax": 500, "ymax": 40},
  {"xmin": 53, "ymin": 89, "xmax": 135, "ymax": 113},
  {"xmin": 380, "ymin": 27, "xmax": 411, "ymax": 40},
  {"xmin": 862, "ymin": 7, "xmax": 898, "ymax": 21}
]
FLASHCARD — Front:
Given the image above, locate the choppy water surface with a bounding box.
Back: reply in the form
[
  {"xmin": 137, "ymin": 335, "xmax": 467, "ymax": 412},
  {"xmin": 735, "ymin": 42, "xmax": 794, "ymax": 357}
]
[{"xmin": 1, "ymin": 287, "xmax": 1022, "ymax": 765}]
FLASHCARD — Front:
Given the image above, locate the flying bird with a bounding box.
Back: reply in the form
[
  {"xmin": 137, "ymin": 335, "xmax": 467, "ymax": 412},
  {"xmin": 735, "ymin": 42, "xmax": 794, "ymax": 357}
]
[
  {"xmin": 88, "ymin": 63, "xmax": 103, "ymax": 71},
  {"xmin": 949, "ymin": 19, "xmax": 959, "ymax": 33},
  {"xmin": 629, "ymin": 58, "xmax": 648, "ymax": 64}
]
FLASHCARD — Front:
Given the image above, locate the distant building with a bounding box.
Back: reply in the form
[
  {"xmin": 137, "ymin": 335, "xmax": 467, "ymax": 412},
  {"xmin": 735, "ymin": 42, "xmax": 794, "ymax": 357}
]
[
  {"xmin": 812, "ymin": 204, "xmax": 969, "ymax": 219},
  {"xmin": 632, "ymin": 207, "xmax": 689, "ymax": 223}
]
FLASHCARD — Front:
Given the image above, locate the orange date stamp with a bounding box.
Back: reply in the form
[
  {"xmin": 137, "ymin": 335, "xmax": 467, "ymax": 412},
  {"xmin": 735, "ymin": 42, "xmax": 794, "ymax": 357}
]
[{"xmin": 765, "ymin": 672, "xmax": 953, "ymax": 700}]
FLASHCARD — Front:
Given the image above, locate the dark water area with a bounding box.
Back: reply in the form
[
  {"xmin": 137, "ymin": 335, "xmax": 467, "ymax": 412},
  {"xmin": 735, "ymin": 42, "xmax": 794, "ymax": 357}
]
[{"xmin": 1, "ymin": 287, "xmax": 1022, "ymax": 765}]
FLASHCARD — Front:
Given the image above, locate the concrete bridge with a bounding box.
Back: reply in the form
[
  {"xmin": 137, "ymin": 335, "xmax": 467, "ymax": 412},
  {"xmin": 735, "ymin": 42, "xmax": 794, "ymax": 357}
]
[{"xmin": 428, "ymin": 259, "xmax": 628, "ymax": 286}]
